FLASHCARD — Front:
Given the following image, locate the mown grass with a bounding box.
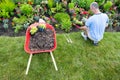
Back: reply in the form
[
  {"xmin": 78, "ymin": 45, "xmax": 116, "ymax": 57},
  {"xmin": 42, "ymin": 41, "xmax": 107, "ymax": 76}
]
[{"xmin": 0, "ymin": 32, "xmax": 120, "ymax": 80}]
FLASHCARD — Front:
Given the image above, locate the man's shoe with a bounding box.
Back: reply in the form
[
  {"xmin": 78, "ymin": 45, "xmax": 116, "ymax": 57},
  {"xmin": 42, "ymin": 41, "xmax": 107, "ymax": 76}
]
[
  {"xmin": 81, "ymin": 32, "xmax": 87, "ymax": 40},
  {"xmin": 93, "ymin": 43, "xmax": 98, "ymax": 46},
  {"xmin": 93, "ymin": 41, "xmax": 98, "ymax": 46}
]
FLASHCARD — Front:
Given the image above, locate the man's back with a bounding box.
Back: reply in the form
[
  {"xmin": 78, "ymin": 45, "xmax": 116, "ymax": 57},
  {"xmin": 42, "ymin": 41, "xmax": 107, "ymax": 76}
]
[{"xmin": 85, "ymin": 13, "xmax": 109, "ymax": 41}]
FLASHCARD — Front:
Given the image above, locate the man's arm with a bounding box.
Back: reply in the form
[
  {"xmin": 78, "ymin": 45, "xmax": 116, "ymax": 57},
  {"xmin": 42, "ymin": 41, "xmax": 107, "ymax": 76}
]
[{"xmin": 79, "ymin": 26, "xmax": 88, "ymax": 31}]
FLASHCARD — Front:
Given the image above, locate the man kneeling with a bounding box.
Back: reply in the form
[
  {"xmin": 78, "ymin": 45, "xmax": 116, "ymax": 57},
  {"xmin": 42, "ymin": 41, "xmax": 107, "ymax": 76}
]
[{"xmin": 79, "ymin": 2, "xmax": 109, "ymax": 46}]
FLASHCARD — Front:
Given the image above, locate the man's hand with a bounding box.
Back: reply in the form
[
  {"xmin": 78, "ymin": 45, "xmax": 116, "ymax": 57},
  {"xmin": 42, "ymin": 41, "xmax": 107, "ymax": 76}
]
[{"xmin": 79, "ymin": 26, "xmax": 88, "ymax": 30}]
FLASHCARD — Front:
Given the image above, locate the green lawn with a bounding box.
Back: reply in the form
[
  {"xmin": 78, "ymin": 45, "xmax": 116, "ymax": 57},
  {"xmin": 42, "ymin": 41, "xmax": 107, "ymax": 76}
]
[{"xmin": 0, "ymin": 32, "xmax": 120, "ymax": 80}]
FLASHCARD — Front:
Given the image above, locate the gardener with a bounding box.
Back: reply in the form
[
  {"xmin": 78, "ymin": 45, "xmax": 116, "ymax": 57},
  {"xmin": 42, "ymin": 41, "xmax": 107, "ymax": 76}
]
[{"xmin": 79, "ymin": 2, "xmax": 109, "ymax": 46}]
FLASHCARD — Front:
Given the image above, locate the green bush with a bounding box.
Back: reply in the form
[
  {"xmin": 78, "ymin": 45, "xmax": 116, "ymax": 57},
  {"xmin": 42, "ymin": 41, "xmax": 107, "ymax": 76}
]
[
  {"xmin": 95, "ymin": 0, "xmax": 105, "ymax": 6},
  {"xmin": 68, "ymin": 2, "xmax": 75, "ymax": 9},
  {"xmin": 114, "ymin": 0, "xmax": 120, "ymax": 11},
  {"xmin": 20, "ymin": 3, "xmax": 33, "ymax": 17},
  {"xmin": 0, "ymin": 9, "xmax": 10, "ymax": 18},
  {"xmin": 34, "ymin": 0, "xmax": 42, "ymax": 5},
  {"xmin": 103, "ymin": 1, "xmax": 113, "ymax": 11},
  {"xmin": 12, "ymin": 0, "xmax": 28, "ymax": 3},
  {"xmin": 0, "ymin": 0, "xmax": 16, "ymax": 12},
  {"xmin": 14, "ymin": 24, "xmax": 23, "ymax": 33},
  {"xmin": 72, "ymin": 0, "xmax": 94, "ymax": 10},
  {"xmin": 12, "ymin": 16, "xmax": 27, "ymax": 25},
  {"xmin": 0, "ymin": 0, "xmax": 15, "ymax": 18},
  {"xmin": 55, "ymin": 2, "xmax": 62, "ymax": 12},
  {"xmin": 48, "ymin": 0, "xmax": 55, "ymax": 8},
  {"xmin": 54, "ymin": 13, "xmax": 72, "ymax": 32}
]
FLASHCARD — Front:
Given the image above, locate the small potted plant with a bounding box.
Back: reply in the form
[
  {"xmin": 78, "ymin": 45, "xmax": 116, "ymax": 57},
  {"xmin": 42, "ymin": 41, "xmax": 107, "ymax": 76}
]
[
  {"xmin": 30, "ymin": 26, "xmax": 38, "ymax": 35},
  {"xmin": 37, "ymin": 24, "xmax": 46, "ymax": 32}
]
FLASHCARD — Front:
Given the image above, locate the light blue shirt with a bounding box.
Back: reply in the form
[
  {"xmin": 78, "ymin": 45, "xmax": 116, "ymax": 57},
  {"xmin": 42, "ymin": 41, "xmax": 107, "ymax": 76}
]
[{"xmin": 85, "ymin": 13, "xmax": 109, "ymax": 42}]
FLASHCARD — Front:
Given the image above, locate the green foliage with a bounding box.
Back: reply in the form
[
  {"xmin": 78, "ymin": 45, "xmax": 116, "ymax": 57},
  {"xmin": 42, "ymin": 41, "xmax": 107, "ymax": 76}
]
[
  {"xmin": 103, "ymin": 1, "xmax": 113, "ymax": 11},
  {"xmin": 48, "ymin": 0, "xmax": 54, "ymax": 8},
  {"xmin": 33, "ymin": 5, "xmax": 46, "ymax": 16},
  {"xmin": 54, "ymin": 13, "xmax": 72, "ymax": 32},
  {"xmin": 12, "ymin": 16, "xmax": 27, "ymax": 25},
  {"xmin": 12, "ymin": 0, "xmax": 28, "ymax": 3},
  {"xmin": 115, "ymin": 0, "xmax": 120, "ymax": 10},
  {"xmin": 3, "ymin": 23, "xmax": 9, "ymax": 29},
  {"xmin": 12, "ymin": 0, "xmax": 21, "ymax": 3},
  {"xmin": 56, "ymin": 2, "xmax": 62, "ymax": 11},
  {"xmin": 50, "ymin": 2, "xmax": 64, "ymax": 14},
  {"xmin": 3, "ymin": 19, "xmax": 9, "ymax": 23},
  {"xmin": 68, "ymin": 2, "xmax": 75, "ymax": 9},
  {"xmin": 14, "ymin": 24, "xmax": 23, "ymax": 33},
  {"xmin": 54, "ymin": 0, "xmax": 60, "ymax": 2},
  {"xmin": 95, "ymin": 0, "xmax": 105, "ymax": 6},
  {"xmin": 77, "ymin": 0, "xmax": 86, "ymax": 9},
  {"xmin": 61, "ymin": 19, "xmax": 72, "ymax": 32},
  {"xmin": 23, "ymin": 23, "xmax": 30, "ymax": 29},
  {"xmin": 20, "ymin": 3, "xmax": 33, "ymax": 17},
  {"xmin": 0, "ymin": 0, "xmax": 16, "ymax": 12},
  {"xmin": 34, "ymin": 0, "xmax": 42, "ymax": 5},
  {"xmin": 0, "ymin": 0, "xmax": 15, "ymax": 18},
  {"xmin": 33, "ymin": 5, "xmax": 41, "ymax": 15},
  {"xmin": 72, "ymin": 0, "xmax": 94, "ymax": 10},
  {"xmin": 115, "ymin": 0, "xmax": 120, "ymax": 6},
  {"xmin": 0, "ymin": 9, "xmax": 10, "ymax": 18},
  {"xmin": 30, "ymin": 27, "xmax": 38, "ymax": 35},
  {"xmin": 33, "ymin": 15, "xmax": 40, "ymax": 22}
]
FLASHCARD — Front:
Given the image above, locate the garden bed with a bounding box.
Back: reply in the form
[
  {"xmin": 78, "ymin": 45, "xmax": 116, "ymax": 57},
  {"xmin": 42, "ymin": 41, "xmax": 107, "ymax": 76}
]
[
  {"xmin": 0, "ymin": 0, "xmax": 120, "ymax": 37},
  {"xmin": 0, "ymin": 21, "xmax": 80, "ymax": 37}
]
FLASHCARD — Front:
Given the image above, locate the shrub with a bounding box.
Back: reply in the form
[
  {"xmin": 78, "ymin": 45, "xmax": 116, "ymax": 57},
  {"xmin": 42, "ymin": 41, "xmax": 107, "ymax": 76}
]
[
  {"xmin": 0, "ymin": 9, "xmax": 10, "ymax": 18},
  {"xmin": 55, "ymin": 2, "xmax": 62, "ymax": 12},
  {"xmin": 12, "ymin": 16, "xmax": 27, "ymax": 25},
  {"xmin": 68, "ymin": 2, "xmax": 75, "ymax": 9},
  {"xmin": 14, "ymin": 24, "xmax": 23, "ymax": 33},
  {"xmin": 12, "ymin": 0, "xmax": 28, "ymax": 3},
  {"xmin": 95, "ymin": 0, "xmax": 105, "ymax": 6},
  {"xmin": 34, "ymin": 0, "xmax": 42, "ymax": 5},
  {"xmin": 72, "ymin": 0, "xmax": 94, "ymax": 10},
  {"xmin": 103, "ymin": 1, "xmax": 113, "ymax": 11},
  {"xmin": 54, "ymin": 13, "xmax": 72, "ymax": 32},
  {"xmin": 114, "ymin": 0, "xmax": 120, "ymax": 12},
  {"xmin": 20, "ymin": 3, "xmax": 33, "ymax": 17},
  {"xmin": 0, "ymin": 0, "xmax": 15, "ymax": 18},
  {"xmin": 0, "ymin": 0, "xmax": 16, "ymax": 12},
  {"xmin": 48, "ymin": 0, "xmax": 55, "ymax": 8}
]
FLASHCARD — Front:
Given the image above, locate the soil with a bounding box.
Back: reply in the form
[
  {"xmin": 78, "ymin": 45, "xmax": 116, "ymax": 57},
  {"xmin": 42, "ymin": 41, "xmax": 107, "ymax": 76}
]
[
  {"xmin": 29, "ymin": 28, "xmax": 55, "ymax": 51},
  {"xmin": 0, "ymin": 28, "xmax": 26, "ymax": 37}
]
